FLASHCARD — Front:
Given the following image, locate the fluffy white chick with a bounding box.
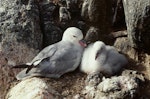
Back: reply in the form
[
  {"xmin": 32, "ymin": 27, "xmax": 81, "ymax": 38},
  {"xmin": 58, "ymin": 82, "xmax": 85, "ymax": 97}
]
[{"xmin": 80, "ymin": 41, "xmax": 128, "ymax": 75}]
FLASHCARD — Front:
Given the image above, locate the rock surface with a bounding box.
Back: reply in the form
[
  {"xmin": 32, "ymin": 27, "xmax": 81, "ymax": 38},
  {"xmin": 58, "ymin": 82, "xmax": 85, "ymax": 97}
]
[
  {"xmin": 0, "ymin": 0, "xmax": 42, "ymax": 98},
  {"xmin": 123, "ymin": 0, "xmax": 150, "ymax": 53},
  {"xmin": 6, "ymin": 77, "xmax": 61, "ymax": 99},
  {"xmin": 82, "ymin": 70, "xmax": 144, "ymax": 99},
  {"xmin": 1, "ymin": 0, "xmax": 150, "ymax": 98},
  {"xmin": 81, "ymin": 0, "xmax": 112, "ymax": 44},
  {"xmin": 38, "ymin": 1, "xmax": 63, "ymax": 47},
  {"xmin": 112, "ymin": 0, "xmax": 126, "ymax": 30},
  {"xmin": 0, "ymin": 0, "xmax": 42, "ymax": 65}
]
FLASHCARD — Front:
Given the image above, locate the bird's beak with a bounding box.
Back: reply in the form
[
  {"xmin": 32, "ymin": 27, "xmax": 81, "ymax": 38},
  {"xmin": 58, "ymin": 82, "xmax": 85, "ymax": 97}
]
[{"xmin": 79, "ymin": 39, "xmax": 87, "ymax": 47}]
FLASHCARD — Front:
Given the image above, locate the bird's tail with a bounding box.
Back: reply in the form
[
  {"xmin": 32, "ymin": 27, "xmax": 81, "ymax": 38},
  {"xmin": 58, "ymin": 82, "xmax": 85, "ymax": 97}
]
[
  {"xmin": 16, "ymin": 69, "xmax": 30, "ymax": 80},
  {"xmin": 16, "ymin": 68, "xmax": 40, "ymax": 80},
  {"xmin": 13, "ymin": 64, "xmax": 35, "ymax": 74},
  {"xmin": 12, "ymin": 64, "xmax": 29, "ymax": 68}
]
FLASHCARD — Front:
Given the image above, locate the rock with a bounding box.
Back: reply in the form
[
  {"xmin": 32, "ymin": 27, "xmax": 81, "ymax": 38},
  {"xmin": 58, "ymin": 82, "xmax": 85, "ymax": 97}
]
[
  {"xmin": 0, "ymin": 0, "xmax": 42, "ymax": 64},
  {"xmin": 97, "ymin": 76, "xmax": 139, "ymax": 99},
  {"xmin": 0, "ymin": 0, "xmax": 42, "ymax": 98},
  {"xmin": 114, "ymin": 35, "xmax": 150, "ymax": 81},
  {"xmin": 82, "ymin": 70, "xmax": 144, "ymax": 99},
  {"xmin": 85, "ymin": 73, "xmax": 103, "ymax": 87},
  {"xmin": 81, "ymin": 0, "xmax": 112, "ymax": 44},
  {"xmin": 123, "ymin": 0, "xmax": 150, "ymax": 53},
  {"xmin": 6, "ymin": 77, "xmax": 61, "ymax": 99},
  {"xmin": 110, "ymin": 30, "xmax": 127, "ymax": 39},
  {"xmin": 59, "ymin": 7, "xmax": 71, "ymax": 22},
  {"xmin": 112, "ymin": 0, "xmax": 126, "ymax": 29},
  {"xmin": 39, "ymin": 1, "xmax": 63, "ymax": 47},
  {"xmin": 122, "ymin": 70, "xmax": 145, "ymax": 83},
  {"xmin": 76, "ymin": 21, "xmax": 87, "ymax": 34},
  {"xmin": 43, "ymin": 22, "xmax": 63, "ymax": 47},
  {"xmin": 84, "ymin": 26, "xmax": 115, "ymax": 45},
  {"xmin": 66, "ymin": 0, "xmax": 79, "ymax": 12},
  {"xmin": 113, "ymin": 35, "xmax": 132, "ymax": 55},
  {"xmin": 39, "ymin": 1, "xmax": 58, "ymax": 22},
  {"xmin": 66, "ymin": 0, "xmax": 81, "ymax": 22},
  {"xmin": 58, "ymin": 6, "xmax": 71, "ymax": 30}
]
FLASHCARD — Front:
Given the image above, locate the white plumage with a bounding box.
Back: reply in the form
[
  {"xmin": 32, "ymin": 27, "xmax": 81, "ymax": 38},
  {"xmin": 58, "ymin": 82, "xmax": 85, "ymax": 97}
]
[
  {"xmin": 80, "ymin": 41, "xmax": 128, "ymax": 75},
  {"xmin": 15, "ymin": 27, "xmax": 86, "ymax": 80}
]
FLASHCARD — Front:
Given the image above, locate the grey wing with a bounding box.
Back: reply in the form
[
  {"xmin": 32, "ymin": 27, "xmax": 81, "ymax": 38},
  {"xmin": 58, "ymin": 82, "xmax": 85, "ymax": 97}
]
[
  {"xmin": 36, "ymin": 48, "xmax": 80, "ymax": 76},
  {"xmin": 29, "ymin": 44, "xmax": 57, "ymax": 65},
  {"xmin": 16, "ymin": 44, "xmax": 82, "ymax": 79},
  {"xmin": 106, "ymin": 51, "xmax": 128, "ymax": 70}
]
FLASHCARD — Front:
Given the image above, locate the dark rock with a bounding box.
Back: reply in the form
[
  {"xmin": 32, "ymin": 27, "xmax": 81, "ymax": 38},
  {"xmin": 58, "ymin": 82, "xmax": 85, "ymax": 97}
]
[
  {"xmin": 112, "ymin": 0, "xmax": 126, "ymax": 30},
  {"xmin": 39, "ymin": 1, "xmax": 59, "ymax": 22},
  {"xmin": 81, "ymin": 0, "xmax": 112, "ymax": 44},
  {"xmin": 39, "ymin": 1, "xmax": 63, "ymax": 47},
  {"xmin": 84, "ymin": 26, "xmax": 115, "ymax": 45},
  {"xmin": 66, "ymin": 0, "xmax": 81, "ymax": 21},
  {"xmin": 123, "ymin": 0, "xmax": 150, "ymax": 53},
  {"xmin": 66, "ymin": 0, "xmax": 79, "ymax": 11},
  {"xmin": 76, "ymin": 21, "xmax": 88, "ymax": 35},
  {"xmin": 43, "ymin": 22, "xmax": 63, "ymax": 47}
]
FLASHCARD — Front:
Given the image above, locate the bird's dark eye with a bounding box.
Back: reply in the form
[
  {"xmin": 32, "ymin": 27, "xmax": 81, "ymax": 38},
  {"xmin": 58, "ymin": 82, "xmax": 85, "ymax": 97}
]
[{"xmin": 73, "ymin": 35, "xmax": 77, "ymax": 38}]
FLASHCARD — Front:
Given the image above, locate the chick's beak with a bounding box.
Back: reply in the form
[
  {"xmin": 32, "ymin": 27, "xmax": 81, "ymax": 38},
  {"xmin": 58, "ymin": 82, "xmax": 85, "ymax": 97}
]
[{"xmin": 79, "ymin": 39, "xmax": 87, "ymax": 47}]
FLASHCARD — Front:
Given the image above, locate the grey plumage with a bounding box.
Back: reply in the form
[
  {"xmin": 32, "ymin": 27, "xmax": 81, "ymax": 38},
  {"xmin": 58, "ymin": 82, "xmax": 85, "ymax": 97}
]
[{"xmin": 15, "ymin": 27, "xmax": 85, "ymax": 80}]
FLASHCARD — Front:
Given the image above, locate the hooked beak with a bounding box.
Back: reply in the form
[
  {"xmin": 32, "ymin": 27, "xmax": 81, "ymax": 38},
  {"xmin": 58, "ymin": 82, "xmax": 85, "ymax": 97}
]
[
  {"xmin": 84, "ymin": 38, "xmax": 92, "ymax": 45},
  {"xmin": 79, "ymin": 39, "xmax": 87, "ymax": 47}
]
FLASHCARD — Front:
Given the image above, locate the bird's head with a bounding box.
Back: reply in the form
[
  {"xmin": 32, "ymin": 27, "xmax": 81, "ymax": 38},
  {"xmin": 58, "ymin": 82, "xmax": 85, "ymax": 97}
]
[
  {"xmin": 62, "ymin": 27, "xmax": 87, "ymax": 47},
  {"xmin": 93, "ymin": 41, "xmax": 106, "ymax": 60},
  {"xmin": 84, "ymin": 27, "xmax": 99, "ymax": 45}
]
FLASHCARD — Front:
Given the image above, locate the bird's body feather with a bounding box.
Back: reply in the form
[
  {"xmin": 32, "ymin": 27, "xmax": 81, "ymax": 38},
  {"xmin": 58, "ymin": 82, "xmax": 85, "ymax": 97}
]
[
  {"xmin": 15, "ymin": 27, "xmax": 85, "ymax": 80},
  {"xmin": 80, "ymin": 41, "xmax": 128, "ymax": 75}
]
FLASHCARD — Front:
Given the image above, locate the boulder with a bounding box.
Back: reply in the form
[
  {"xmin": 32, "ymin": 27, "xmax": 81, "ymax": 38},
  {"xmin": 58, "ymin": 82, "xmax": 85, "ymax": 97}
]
[
  {"xmin": 82, "ymin": 70, "xmax": 144, "ymax": 99},
  {"xmin": 38, "ymin": 1, "xmax": 63, "ymax": 47},
  {"xmin": 81, "ymin": 0, "xmax": 112, "ymax": 44},
  {"xmin": 123, "ymin": 0, "xmax": 150, "ymax": 53},
  {"xmin": 0, "ymin": 0, "xmax": 42, "ymax": 98},
  {"xmin": 6, "ymin": 77, "xmax": 61, "ymax": 99},
  {"xmin": 0, "ymin": 0, "xmax": 42, "ymax": 65},
  {"xmin": 112, "ymin": 0, "xmax": 126, "ymax": 30}
]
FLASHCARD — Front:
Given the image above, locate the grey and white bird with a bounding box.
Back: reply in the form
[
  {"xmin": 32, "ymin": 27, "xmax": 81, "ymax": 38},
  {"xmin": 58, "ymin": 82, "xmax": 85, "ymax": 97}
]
[
  {"xmin": 80, "ymin": 41, "xmax": 128, "ymax": 75},
  {"xmin": 14, "ymin": 27, "xmax": 86, "ymax": 80}
]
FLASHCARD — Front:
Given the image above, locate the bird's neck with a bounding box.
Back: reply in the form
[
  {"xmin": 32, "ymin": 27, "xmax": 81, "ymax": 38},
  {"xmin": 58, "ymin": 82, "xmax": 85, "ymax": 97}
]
[{"xmin": 92, "ymin": 49, "xmax": 107, "ymax": 63}]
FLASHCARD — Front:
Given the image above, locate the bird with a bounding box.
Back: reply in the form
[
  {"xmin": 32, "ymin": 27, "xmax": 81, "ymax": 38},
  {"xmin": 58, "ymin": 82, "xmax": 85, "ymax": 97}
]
[
  {"xmin": 80, "ymin": 41, "xmax": 128, "ymax": 75},
  {"xmin": 13, "ymin": 27, "xmax": 87, "ymax": 80},
  {"xmin": 84, "ymin": 26, "xmax": 99, "ymax": 44}
]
